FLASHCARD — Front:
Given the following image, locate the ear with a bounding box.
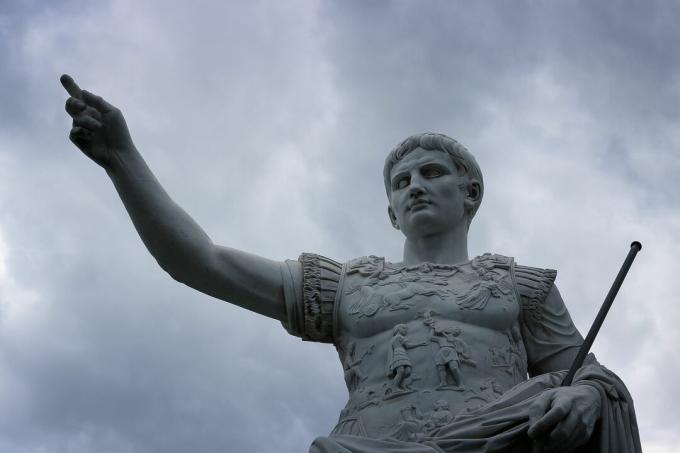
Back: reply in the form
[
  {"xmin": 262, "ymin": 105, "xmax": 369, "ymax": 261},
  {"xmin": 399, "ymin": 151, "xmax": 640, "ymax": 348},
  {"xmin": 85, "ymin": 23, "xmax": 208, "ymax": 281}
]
[
  {"xmin": 463, "ymin": 179, "xmax": 481, "ymax": 213},
  {"xmin": 388, "ymin": 206, "xmax": 400, "ymax": 230}
]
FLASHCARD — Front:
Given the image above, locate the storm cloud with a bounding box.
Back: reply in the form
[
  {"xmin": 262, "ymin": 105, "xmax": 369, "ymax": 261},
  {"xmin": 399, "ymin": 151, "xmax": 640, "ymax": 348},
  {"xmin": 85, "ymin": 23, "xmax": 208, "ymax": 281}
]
[{"xmin": 1, "ymin": 1, "xmax": 678, "ymax": 451}]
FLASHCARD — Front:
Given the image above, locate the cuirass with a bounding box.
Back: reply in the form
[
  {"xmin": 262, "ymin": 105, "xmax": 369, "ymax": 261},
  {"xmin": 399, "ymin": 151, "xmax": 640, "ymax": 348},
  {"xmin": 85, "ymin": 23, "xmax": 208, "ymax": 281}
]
[{"xmin": 332, "ymin": 254, "xmax": 530, "ymax": 440}]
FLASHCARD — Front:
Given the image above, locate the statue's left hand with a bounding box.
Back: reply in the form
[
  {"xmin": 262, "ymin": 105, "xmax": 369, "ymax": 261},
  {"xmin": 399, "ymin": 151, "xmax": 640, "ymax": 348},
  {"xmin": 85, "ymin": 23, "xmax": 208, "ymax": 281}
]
[{"xmin": 527, "ymin": 385, "xmax": 601, "ymax": 452}]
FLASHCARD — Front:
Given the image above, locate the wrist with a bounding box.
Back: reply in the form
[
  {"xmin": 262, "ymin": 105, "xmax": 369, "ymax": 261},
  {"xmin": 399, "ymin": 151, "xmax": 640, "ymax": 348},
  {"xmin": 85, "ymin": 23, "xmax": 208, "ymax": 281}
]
[
  {"xmin": 574, "ymin": 383, "xmax": 602, "ymax": 411},
  {"xmin": 104, "ymin": 146, "xmax": 144, "ymax": 178}
]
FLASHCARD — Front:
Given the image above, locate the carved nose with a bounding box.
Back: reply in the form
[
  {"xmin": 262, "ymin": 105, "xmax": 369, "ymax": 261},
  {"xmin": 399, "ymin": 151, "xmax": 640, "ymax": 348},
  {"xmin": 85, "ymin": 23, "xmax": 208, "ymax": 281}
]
[{"xmin": 408, "ymin": 184, "xmax": 426, "ymax": 198}]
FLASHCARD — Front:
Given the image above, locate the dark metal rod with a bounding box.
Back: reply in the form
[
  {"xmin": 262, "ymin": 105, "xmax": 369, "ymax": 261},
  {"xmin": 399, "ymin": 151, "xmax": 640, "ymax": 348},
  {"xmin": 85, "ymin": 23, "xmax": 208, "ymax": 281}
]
[{"xmin": 560, "ymin": 241, "xmax": 642, "ymax": 387}]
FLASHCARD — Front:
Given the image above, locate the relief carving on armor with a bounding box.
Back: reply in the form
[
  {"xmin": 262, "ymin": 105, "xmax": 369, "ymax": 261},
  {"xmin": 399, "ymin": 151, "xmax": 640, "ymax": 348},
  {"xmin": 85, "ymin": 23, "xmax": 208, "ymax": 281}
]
[
  {"xmin": 342, "ymin": 342, "xmax": 374, "ymax": 392},
  {"xmin": 383, "ymin": 400, "xmax": 454, "ymax": 442},
  {"xmin": 385, "ymin": 324, "xmax": 428, "ymax": 397},
  {"xmin": 342, "ymin": 385, "xmax": 382, "ymax": 419},
  {"xmin": 346, "ymin": 256, "xmax": 460, "ymax": 283},
  {"xmin": 464, "ymin": 378, "xmax": 504, "ymax": 412},
  {"xmin": 489, "ymin": 332, "xmax": 527, "ymax": 381},
  {"xmin": 427, "ymin": 399, "xmax": 454, "ymax": 428},
  {"xmin": 355, "ymin": 388, "xmax": 382, "ymax": 410},
  {"xmin": 345, "ymin": 259, "xmax": 459, "ymax": 320},
  {"xmin": 347, "ymin": 284, "xmax": 447, "ymax": 319},
  {"xmin": 383, "ymin": 404, "xmax": 427, "ymax": 442},
  {"xmin": 332, "ymin": 407, "xmax": 368, "ymax": 437},
  {"xmin": 346, "ymin": 255, "xmax": 516, "ymax": 319},
  {"xmin": 346, "ymin": 255, "xmax": 388, "ymax": 280},
  {"xmin": 452, "ymin": 256, "xmax": 513, "ymax": 310},
  {"xmin": 421, "ymin": 310, "xmax": 476, "ymax": 390}
]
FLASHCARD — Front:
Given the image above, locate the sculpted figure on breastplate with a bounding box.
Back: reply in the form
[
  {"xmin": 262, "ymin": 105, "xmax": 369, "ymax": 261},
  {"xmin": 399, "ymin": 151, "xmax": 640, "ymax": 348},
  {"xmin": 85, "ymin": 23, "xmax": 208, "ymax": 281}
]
[{"xmin": 60, "ymin": 73, "xmax": 641, "ymax": 452}]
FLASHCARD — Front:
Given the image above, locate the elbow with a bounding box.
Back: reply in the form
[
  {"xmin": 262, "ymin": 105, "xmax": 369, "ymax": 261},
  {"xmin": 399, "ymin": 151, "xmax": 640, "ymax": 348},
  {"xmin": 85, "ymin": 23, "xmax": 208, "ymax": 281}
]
[
  {"xmin": 152, "ymin": 244, "xmax": 218, "ymax": 287},
  {"xmin": 156, "ymin": 259, "xmax": 186, "ymax": 283}
]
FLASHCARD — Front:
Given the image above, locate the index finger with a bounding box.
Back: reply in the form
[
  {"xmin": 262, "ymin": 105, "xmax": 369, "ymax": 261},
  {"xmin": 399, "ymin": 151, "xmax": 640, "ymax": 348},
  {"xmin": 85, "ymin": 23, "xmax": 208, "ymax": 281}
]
[{"xmin": 60, "ymin": 74, "xmax": 82, "ymax": 99}]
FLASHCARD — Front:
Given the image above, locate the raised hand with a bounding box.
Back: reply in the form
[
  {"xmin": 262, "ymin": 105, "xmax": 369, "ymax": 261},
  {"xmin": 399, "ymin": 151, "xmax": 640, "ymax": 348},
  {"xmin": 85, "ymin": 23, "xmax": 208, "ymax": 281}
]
[
  {"xmin": 528, "ymin": 385, "xmax": 601, "ymax": 452},
  {"xmin": 60, "ymin": 74, "xmax": 135, "ymax": 169}
]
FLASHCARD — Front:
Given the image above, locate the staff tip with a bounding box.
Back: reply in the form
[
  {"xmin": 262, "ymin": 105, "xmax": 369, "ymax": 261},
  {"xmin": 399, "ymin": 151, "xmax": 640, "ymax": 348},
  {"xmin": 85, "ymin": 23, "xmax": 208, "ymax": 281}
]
[{"xmin": 630, "ymin": 241, "xmax": 642, "ymax": 251}]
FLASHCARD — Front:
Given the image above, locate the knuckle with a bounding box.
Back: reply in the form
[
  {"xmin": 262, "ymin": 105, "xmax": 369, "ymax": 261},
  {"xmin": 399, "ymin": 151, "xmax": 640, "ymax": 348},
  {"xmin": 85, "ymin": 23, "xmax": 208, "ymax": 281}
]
[
  {"xmin": 76, "ymin": 116, "xmax": 92, "ymax": 126},
  {"xmin": 86, "ymin": 107, "xmax": 102, "ymax": 119},
  {"xmin": 528, "ymin": 404, "xmax": 543, "ymax": 419},
  {"xmin": 68, "ymin": 97, "xmax": 84, "ymax": 108},
  {"xmin": 70, "ymin": 126, "xmax": 90, "ymax": 137}
]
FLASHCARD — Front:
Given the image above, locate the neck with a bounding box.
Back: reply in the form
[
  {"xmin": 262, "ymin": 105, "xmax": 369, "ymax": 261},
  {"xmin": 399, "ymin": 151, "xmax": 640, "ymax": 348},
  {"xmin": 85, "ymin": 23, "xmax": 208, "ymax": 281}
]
[{"xmin": 402, "ymin": 222, "xmax": 470, "ymax": 266}]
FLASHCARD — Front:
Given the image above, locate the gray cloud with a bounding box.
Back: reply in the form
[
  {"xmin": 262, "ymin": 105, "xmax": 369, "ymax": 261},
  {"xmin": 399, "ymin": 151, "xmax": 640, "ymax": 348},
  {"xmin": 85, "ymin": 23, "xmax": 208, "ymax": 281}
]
[{"xmin": 1, "ymin": 0, "xmax": 678, "ymax": 451}]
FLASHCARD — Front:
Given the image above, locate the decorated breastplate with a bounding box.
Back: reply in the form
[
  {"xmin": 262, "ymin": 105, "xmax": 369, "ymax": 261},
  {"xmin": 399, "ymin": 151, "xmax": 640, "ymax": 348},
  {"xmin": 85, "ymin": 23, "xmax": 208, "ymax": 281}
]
[
  {"xmin": 338, "ymin": 253, "xmax": 520, "ymax": 335},
  {"xmin": 332, "ymin": 254, "xmax": 529, "ymax": 439}
]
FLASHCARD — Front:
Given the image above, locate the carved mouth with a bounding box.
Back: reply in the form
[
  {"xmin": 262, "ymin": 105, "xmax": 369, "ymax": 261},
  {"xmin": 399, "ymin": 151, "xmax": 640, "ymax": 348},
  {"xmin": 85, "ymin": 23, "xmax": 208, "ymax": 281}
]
[{"xmin": 409, "ymin": 200, "xmax": 431, "ymax": 211}]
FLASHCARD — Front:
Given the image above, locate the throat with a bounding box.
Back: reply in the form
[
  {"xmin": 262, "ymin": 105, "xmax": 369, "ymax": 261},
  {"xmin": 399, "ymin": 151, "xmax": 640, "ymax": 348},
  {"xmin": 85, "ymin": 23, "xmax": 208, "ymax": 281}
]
[{"xmin": 402, "ymin": 228, "xmax": 469, "ymax": 266}]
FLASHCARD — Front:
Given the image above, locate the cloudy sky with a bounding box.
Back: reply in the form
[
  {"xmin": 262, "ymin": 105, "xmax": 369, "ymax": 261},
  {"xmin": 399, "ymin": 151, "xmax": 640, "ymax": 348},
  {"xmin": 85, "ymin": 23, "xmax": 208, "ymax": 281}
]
[{"xmin": 1, "ymin": 0, "xmax": 679, "ymax": 451}]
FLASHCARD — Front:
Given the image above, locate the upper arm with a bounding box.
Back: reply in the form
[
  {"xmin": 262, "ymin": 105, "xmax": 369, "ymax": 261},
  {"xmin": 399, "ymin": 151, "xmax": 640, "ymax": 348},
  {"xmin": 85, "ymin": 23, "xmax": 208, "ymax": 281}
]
[
  {"xmin": 515, "ymin": 264, "xmax": 584, "ymax": 376},
  {"xmin": 177, "ymin": 247, "xmax": 342, "ymax": 346},
  {"xmin": 178, "ymin": 244, "xmax": 299, "ymax": 322},
  {"xmin": 527, "ymin": 284, "xmax": 584, "ymax": 374}
]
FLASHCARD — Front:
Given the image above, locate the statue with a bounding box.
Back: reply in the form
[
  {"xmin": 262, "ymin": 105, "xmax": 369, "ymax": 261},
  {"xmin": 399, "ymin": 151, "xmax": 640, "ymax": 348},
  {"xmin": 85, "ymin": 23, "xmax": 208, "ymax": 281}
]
[{"xmin": 60, "ymin": 74, "xmax": 641, "ymax": 452}]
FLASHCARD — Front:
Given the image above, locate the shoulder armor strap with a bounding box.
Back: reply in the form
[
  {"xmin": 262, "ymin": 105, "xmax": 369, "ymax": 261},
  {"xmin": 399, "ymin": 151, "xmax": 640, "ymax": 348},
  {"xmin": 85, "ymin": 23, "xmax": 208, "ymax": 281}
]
[
  {"xmin": 299, "ymin": 253, "xmax": 342, "ymax": 343},
  {"xmin": 514, "ymin": 264, "xmax": 557, "ymax": 323},
  {"xmin": 346, "ymin": 255, "xmax": 385, "ymax": 275},
  {"xmin": 473, "ymin": 253, "xmax": 514, "ymax": 270}
]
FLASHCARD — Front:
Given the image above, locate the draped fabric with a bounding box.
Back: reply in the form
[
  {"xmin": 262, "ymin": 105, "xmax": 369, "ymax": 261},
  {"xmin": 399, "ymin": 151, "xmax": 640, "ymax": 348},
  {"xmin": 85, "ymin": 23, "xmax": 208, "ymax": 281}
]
[{"xmin": 311, "ymin": 356, "xmax": 641, "ymax": 453}]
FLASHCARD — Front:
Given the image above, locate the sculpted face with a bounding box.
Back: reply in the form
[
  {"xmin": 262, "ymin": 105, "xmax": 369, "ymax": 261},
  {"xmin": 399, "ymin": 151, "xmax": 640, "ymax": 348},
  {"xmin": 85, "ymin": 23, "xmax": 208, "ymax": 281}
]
[{"xmin": 387, "ymin": 147, "xmax": 476, "ymax": 238}]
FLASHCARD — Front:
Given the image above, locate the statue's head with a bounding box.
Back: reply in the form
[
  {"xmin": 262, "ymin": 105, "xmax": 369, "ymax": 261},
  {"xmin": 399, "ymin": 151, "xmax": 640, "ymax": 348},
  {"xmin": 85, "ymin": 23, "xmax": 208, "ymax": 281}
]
[
  {"xmin": 393, "ymin": 323, "xmax": 408, "ymax": 336},
  {"xmin": 443, "ymin": 326, "xmax": 462, "ymax": 338},
  {"xmin": 383, "ymin": 133, "xmax": 484, "ymax": 236}
]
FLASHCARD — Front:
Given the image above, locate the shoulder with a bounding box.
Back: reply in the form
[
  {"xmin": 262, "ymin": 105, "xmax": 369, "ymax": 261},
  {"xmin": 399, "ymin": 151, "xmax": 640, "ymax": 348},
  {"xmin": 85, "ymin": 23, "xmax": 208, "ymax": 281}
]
[
  {"xmin": 474, "ymin": 253, "xmax": 558, "ymax": 321},
  {"xmin": 294, "ymin": 253, "xmax": 394, "ymax": 342},
  {"xmin": 299, "ymin": 252, "xmax": 344, "ymax": 280},
  {"xmin": 513, "ymin": 261, "xmax": 558, "ymax": 323},
  {"xmin": 297, "ymin": 253, "xmax": 344, "ymax": 342},
  {"xmin": 514, "ymin": 264, "xmax": 557, "ymax": 297}
]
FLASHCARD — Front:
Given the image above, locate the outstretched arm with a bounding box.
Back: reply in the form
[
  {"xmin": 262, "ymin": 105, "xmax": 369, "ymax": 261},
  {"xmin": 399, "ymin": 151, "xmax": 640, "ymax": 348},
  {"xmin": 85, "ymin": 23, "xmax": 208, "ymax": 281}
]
[{"xmin": 60, "ymin": 74, "xmax": 290, "ymax": 321}]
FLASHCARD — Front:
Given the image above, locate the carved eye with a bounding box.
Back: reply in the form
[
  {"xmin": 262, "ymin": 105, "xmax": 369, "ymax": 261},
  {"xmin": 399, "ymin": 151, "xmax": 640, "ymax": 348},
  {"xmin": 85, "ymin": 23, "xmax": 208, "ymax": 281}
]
[
  {"xmin": 394, "ymin": 177, "xmax": 410, "ymax": 190},
  {"xmin": 423, "ymin": 167, "xmax": 443, "ymax": 178}
]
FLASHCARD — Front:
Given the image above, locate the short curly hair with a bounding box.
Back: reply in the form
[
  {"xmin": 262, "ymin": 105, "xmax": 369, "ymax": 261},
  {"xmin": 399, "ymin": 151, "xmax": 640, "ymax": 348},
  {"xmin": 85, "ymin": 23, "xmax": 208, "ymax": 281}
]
[{"xmin": 383, "ymin": 133, "xmax": 484, "ymax": 227}]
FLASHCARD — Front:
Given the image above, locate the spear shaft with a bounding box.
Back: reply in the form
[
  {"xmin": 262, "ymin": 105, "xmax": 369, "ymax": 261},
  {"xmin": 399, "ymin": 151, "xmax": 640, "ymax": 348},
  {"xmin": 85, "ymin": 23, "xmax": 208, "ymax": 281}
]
[{"xmin": 561, "ymin": 241, "xmax": 642, "ymax": 386}]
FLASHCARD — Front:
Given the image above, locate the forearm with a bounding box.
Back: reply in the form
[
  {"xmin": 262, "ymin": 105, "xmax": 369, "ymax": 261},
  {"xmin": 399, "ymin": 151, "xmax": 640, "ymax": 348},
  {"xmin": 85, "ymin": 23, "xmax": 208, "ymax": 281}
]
[
  {"xmin": 105, "ymin": 147, "xmax": 214, "ymax": 283},
  {"xmin": 60, "ymin": 76, "xmax": 287, "ymax": 321}
]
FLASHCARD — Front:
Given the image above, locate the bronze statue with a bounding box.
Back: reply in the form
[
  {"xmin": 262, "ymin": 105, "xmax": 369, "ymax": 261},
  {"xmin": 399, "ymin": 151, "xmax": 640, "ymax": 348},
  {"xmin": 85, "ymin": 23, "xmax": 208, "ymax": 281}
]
[{"xmin": 61, "ymin": 74, "xmax": 641, "ymax": 452}]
